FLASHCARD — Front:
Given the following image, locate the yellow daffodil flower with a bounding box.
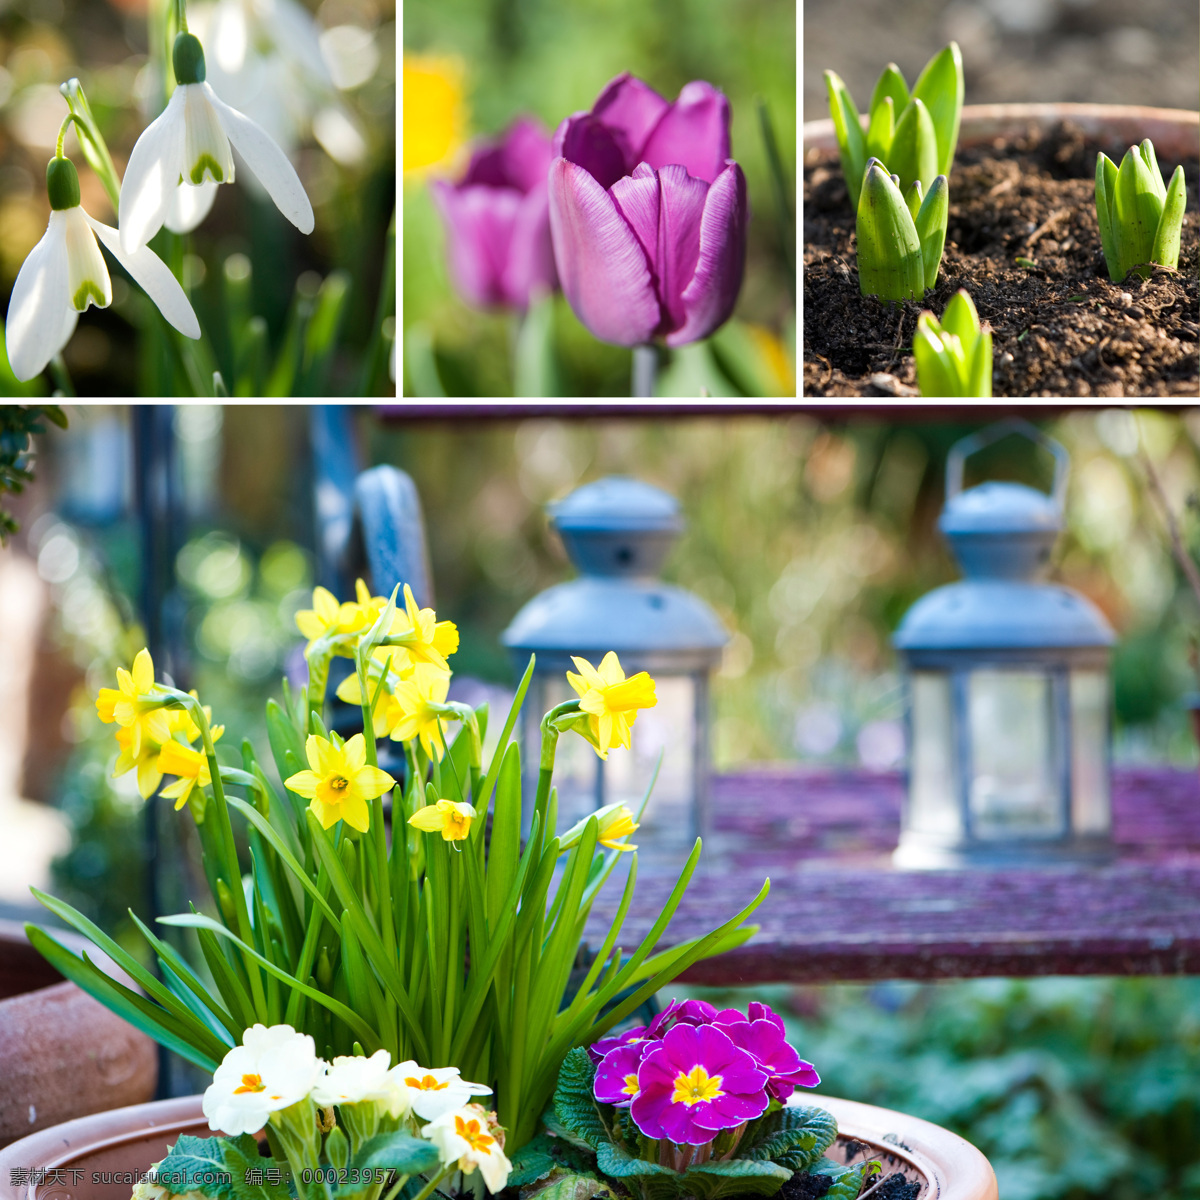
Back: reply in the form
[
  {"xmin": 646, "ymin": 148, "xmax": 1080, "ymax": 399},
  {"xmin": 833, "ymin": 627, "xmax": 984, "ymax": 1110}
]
[
  {"xmin": 409, "ymin": 798, "xmax": 476, "ymax": 842},
  {"xmin": 294, "ymin": 584, "xmax": 376, "ymax": 650},
  {"xmin": 113, "ymin": 713, "xmax": 225, "ymax": 801},
  {"xmin": 158, "ymin": 738, "xmax": 215, "ymax": 811},
  {"xmin": 284, "ymin": 733, "xmax": 395, "ymax": 833},
  {"xmin": 95, "ymin": 648, "xmax": 171, "ymax": 756},
  {"xmin": 565, "ymin": 652, "xmax": 657, "ymax": 760},
  {"xmin": 386, "ymin": 584, "xmax": 459, "ymax": 673},
  {"xmin": 388, "ymin": 662, "xmax": 453, "ymax": 760},
  {"xmin": 335, "ymin": 652, "xmax": 414, "ymax": 739},
  {"xmin": 559, "ymin": 802, "xmax": 641, "ymax": 853}
]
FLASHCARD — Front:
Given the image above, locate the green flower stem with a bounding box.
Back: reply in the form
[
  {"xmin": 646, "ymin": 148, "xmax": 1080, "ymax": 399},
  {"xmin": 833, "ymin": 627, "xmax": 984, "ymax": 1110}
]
[
  {"xmin": 306, "ymin": 650, "xmax": 331, "ymax": 723},
  {"xmin": 58, "ymin": 81, "xmax": 122, "ymax": 214},
  {"xmin": 392, "ymin": 1163, "xmax": 455, "ymax": 1200},
  {"xmin": 632, "ymin": 344, "xmax": 658, "ymax": 398},
  {"xmin": 48, "ymin": 354, "xmax": 75, "ymax": 397}
]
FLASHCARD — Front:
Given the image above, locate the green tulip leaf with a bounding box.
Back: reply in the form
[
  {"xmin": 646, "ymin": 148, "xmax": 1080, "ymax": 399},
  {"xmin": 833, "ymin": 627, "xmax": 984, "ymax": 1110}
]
[
  {"xmin": 857, "ymin": 160, "xmax": 925, "ymax": 301},
  {"xmin": 1151, "ymin": 164, "xmax": 1186, "ymax": 271},
  {"xmin": 910, "ymin": 41, "xmax": 964, "ymax": 176},
  {"xmin": 914, "ymin": 173, "xmax": 949, "ymax": 290},
  {"xmin": 1094, "ymin": 152, "xmax": 1121, "ymax": 282},
  {"xmin": 825, "ymin": 69, "xmax": 866, "ymax": 205},
  {"xmin": 1114, "ymin": 143, "xmax": 1165, "ymax": 279},
  {"xmin": 888, "ymin": 96, "xmax": 938, "ymax": 197},
  {"xmin": 865, "ymin": 94, "xmax": 895, "ymax": 163},
  {"xmin": 869, "ymin": 63, "xmax": 910, "ymax": 121}
]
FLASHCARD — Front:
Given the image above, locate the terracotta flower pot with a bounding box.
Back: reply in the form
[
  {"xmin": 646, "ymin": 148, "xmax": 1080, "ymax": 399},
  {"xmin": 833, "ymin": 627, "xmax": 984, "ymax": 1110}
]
[
  {"xmin": 0, "ymin": 919, "xmax": 157, "ymax": 1149},
  {"xmin": 803, "ymin": 101, "xmax": 1200, "ymax": 159},
  {"xmin": 0, "ymin": 1093, "xmax": 998, "ymax": 1200}
]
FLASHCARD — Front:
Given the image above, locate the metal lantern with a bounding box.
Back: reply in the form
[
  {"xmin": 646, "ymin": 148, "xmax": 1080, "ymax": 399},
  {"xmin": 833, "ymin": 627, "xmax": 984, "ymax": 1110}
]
[
  {"xmin": 893, "ymin": 420, "xmax": 1116, "ymax": 868},
  {"xmin": 502, "ymin": 476, "xmax": 728, "ymax": 849}
]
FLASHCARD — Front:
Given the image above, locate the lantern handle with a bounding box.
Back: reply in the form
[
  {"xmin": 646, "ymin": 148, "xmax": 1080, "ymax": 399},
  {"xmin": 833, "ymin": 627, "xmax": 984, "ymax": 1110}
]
[{"xmin": 945, "ymin": 417, "xmax": 1069, "ymax": 509}]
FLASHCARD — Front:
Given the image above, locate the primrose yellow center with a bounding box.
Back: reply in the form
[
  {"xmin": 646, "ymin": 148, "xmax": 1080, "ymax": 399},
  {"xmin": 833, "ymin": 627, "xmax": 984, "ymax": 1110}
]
[
  {"xmin": 405, "ymin": 1073, "xmax": 449, "ymax": 1091},
  {"xmin": 234, "ymin": 1073, "xmax": 266, "ymax": 1094},
  {"xmin": 455, "ymin": 1116, "xmax": 494, "ymax": 1152},
  {"xmin": 622, "ymin": 1074, "xmax": 640, "ymax": 1097},
  {"xmin": 671, "ymin": 1065, "xmax": 724, "ymax": 1107}
]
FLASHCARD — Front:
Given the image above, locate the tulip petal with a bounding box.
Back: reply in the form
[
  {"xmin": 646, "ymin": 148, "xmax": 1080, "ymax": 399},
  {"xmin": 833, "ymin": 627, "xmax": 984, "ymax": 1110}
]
[
  {"xmin": 86, "ymin": 213, "xmax": 202, "ymax": 339},
  {"xmin": 206, "ymin": 83, "xmax": 315, "ymax": 233},
  {"xmin": 591, "ymin": 72, "xmax": 670, "ymax": 164},
  {"xmin": 610, "ymin": 162, "xmax": 661, "ymax": 281},
  {"xmin": 655, "ymin": 164, "xmax": 708, "ymax": 332},
  {"xmin": 548, "ymin": 157, "xmax": 661, "ymax": 347},
  {"xmin": 6, "ymin": 216, "xmax": 71, "ymax": 382},
  {"xmin": 432, "ymin": 180, "xmax": 522, "ymax": 307},
  {"xmin": 640, "ymin": 81, "xmax": 731, "ymax": 184},
  {"xmin": 501, "ymin": 185, "xmax": 557, "ymax": 308},
  {"xmin": 501, "ymin": 117, "xmax": 555, "ymax": 194},
  {"xmin": 665, "ymin": 161, "xmax": 746, "ymax": 347},
  {"xmin": 165, "ymin": 180, "xmax": 220, "ymax": 234},
  {"xmin": 553, "ymin": 112, "xmax": 630, "ymax": 190},
  {"xmin": 119, "ymin": 87, "xmax": 188, "ymax": 254}
]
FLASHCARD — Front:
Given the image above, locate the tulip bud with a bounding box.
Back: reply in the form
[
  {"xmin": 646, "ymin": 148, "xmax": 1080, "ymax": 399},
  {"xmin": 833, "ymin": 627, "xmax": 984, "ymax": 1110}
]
[
  {"xmin": 1095, "ymin": 140, "xmax": 1186, "ymax": 282},
  {"xmin": 856, "ymin": 159, "xmax": 948, "ymax": 301},
  {"xmin": 913, "ymin": 289, "xmax": 992, "ymax": 398}
]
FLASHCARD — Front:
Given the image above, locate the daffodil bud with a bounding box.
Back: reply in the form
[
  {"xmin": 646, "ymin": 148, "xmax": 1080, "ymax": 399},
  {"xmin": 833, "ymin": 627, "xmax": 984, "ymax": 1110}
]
[
  {"xmin": 46, "ymin": 156, "xmax": 81, "ymax": 210},
  {"xmin": 172, "ymin": 32, "xmax": 207, "ymax": 85}
]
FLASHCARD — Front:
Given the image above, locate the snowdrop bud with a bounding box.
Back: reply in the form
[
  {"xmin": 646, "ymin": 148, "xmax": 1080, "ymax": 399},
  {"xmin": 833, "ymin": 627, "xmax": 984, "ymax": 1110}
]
[
  {"xmin": 173, "ymin": 33, "xmax": 207, "ymax": 85},
  {"xmin": 46, "ymin": 157, "xmax": 81, "ymax": 210}
]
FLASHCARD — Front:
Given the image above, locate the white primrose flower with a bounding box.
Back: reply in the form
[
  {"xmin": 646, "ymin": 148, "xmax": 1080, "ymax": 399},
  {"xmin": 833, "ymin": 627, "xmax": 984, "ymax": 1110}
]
[
  {"xmin": 311, "ymin": 1049, "xmax": 411, "ymax": 1116},
  {"xmin": 391, "ymin": 1061, "xmax": 492, "ymax": 1122},
  {"xmin": 203, "ymin": 1023, "xmax": 323, "ymax": 1136},
  {"xmin": 119, "ymin": 31, "xmax": 314, "ymax": 253},
  {"xmin": 422, "ymin": 1105, "xmax": 512, "ymax": 1195},
  {"xmin": 5, "ymin": 156, "xmax": 200, "ymax": 382}
]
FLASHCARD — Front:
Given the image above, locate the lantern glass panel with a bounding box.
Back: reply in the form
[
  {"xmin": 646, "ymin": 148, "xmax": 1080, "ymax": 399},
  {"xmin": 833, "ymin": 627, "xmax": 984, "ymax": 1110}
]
[
  {"xmin": 967, "ymin": 669, "xmax": 1062, "ymax": 839},
  {"xmin": 525, "ymin": 672, "xmax": 695, "ymax": 840},
  {"xmin": 1070, "ymin": 669, "xmax": 1110, "ymax": 834},
  {"xmin": 908, "ymin": 671, "xmax": 962, "ymax": 838}
]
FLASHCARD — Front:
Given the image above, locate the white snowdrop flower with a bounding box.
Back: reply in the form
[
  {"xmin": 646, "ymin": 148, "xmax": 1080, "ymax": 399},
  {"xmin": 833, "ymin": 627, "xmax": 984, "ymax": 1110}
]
[
  {"xmin": 5, "ymin": 155, "xmax": 200, "ymax": 382},
  {"xmin": 202, "ymin": 1023, "xmax": 323, "ymax": 1136},
  {"xmin": 119, "ymin": 31, "xmax": 314, "ymax": 252},
  {"xmin": 311, "ymin": 1049, "xmax": 402, "ymax": 1108},
  {"xmin": 421, "ymin": 1105, "xmax": 512, "ymax": 1194},
  {"xmin": 390, "ymin": 1062, "xmax": 493, "ymax": 1122}
]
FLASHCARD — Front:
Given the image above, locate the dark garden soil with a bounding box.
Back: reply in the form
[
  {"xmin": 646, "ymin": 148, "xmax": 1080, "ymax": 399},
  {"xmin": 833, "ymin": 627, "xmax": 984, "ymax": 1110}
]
[{"xmin": 802, "ymin": 122, "xmax": 1200, "ymax": 397}]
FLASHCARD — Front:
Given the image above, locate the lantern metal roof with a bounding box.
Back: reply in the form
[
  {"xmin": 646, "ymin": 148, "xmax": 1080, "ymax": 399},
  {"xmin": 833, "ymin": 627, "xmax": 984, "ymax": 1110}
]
[{"xmin": 503, "ymin": 476, "xmax": 727, "ymax": 672}]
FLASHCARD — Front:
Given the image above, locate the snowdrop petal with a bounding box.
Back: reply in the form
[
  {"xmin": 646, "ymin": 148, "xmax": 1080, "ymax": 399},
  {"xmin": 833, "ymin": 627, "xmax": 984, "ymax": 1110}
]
[
  {"xmin": 6, "ymin": 216, "xmax": 71, "ymax": 381},
  {"xmin": 165, "ymin": 180, "xmax": 219, "ymax": 233},
  {"xmin": 62, "ymin": 206, "xmax": 111, "ymax": 311},
  {"xmin": 120, "ymin": 88, "xmax": 187, "ymax": 253},
  {"xmin": 183, "ymin": 84, "xmax": 236, "ymax": 185},
  {"xmin": 205, "ymin": 83, "xmax": 314, "ymax": 233},
  {"xmin": 87, "ymin": 213, "xmax": 202, "ymax": 339}
]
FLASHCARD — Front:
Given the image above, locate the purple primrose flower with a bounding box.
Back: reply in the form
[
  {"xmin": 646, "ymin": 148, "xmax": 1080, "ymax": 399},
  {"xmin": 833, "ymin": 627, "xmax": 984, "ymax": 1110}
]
[
  {"xmin": 589, "ymin": 1024, "xmax": 652, "ymax": 1064},
  {"xmin": 431, "ymin": 117, "xmax": 558, "ymax": 310},
  {"xmin": 547, "ymin": 73, "xmax": 747, "ymax": 348},
  {"xmin": 629, "ymin": 1023, "xmax": 769, "ymax": 1145},
  {"xmin": 594, "ymin": 1041, "xmax": 652, "ymax": 1107},
  {"xmin": 713, "ymin": 1008, "xmax": 820, "ymax": 1102}
]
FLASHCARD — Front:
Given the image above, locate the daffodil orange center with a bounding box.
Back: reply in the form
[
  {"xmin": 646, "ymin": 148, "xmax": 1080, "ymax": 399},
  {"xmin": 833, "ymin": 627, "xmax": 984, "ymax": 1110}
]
[
  {"xmin": 406, "ymin": 1073, "xmax": 450, "ymax": 1091},
  {"xmin": 454, "ymin": 1116, "xmax": 494, "ymax": 1151},
  {"xmin": 234, "ymin": 1073, "xmax": 266, "ymax": 1094},
  {"xmin": 330, "ymin": 776, "xmax": 349, "ymax": 791},
  {"xmin": 671, "ymin": 1065, "xmax": 724, "ymax": 1106}
]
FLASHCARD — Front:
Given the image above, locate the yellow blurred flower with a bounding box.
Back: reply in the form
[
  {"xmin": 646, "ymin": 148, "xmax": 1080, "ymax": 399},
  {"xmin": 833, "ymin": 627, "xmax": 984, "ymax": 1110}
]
[
  {"xmin": 745, "ymin": 323, "xmax": 795, "ymax": 397},
  {"xmin": 95, "ymin": 648, "xmax": 170, "ymax": 757},
  {"xmin": 409, "ymin": 798, "xmax": 476, "ymax": 842},
  {"xmin": 404, "ymin": 53, "xmax": 466, "ymax": 175},
  {"xmin": 565, "ymin": 652, "xmax": 657, "ymax": 760},
  {"xmin": 284, "ymin": 733, "xmax": 396, "ymax": 833}
]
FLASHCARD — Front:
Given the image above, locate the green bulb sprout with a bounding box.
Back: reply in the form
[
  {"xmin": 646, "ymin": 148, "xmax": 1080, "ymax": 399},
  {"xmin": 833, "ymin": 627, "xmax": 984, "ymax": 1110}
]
[
  {"xmin": 857, "ymin": 158, "xmax": 948, "ymax": 301},
  {"xmin": 1095, "ymin": 140, "xmax": 1186, "ymax": 282},
  {"xmin": 913, "ymin": 289, "xmax": 992, "ymax": 398},
  {"xmin": 826, "ymin": 42, "xmax": 964, "ymax": 207}
]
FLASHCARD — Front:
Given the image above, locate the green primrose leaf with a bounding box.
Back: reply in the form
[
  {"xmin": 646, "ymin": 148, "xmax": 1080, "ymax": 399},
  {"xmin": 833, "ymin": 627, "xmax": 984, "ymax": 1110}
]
[
  {"xmin": 552, "ymin": 1047, "xmax": 609, "ymax": 1150},
  {"xmin": 910, "ymin": 41, "xmax": 964, "ymax": 176},
  {"xmin": 865, "ymin": 94, "xmax": 894, "ymax": 163},
  {"xmin": 1151, "ymin": 164, "xmax": 1186, "ymax": 271},
  {"xmin": 526, "ymin": 1173, "xmax": 619, "ymax": 1200},
  {"xmin": 1094, "ymin": 152, "xmax": 1120, "ymax": 281},
  {"xmin": 743, "ymin": 1105, "xmax": 839, "ymax": 1173},
  {"xmin": 1114, "ymin": 143, "xmax": 1164, "ymax": 279},
  {"xmin": 825, "ymin": 69, "xmax": 866, "ymax": 205},
  {"xmin": 869, "ymin": 63, "xmax": 910, "ymax": 120},
  {"xmin": 857, "ymin": 159, "xmax": 925, "ymax": 301},
  {"xmin": 914, "ymin": 173, "xmax": 949, "ymax": 290},
  {"xmin": 681, "ymin": 1159, "xmax": 792, "ymax": 1200},
  {"xmin": 887, "ymin": 96, "xmax": 938, "ymax": 197}
]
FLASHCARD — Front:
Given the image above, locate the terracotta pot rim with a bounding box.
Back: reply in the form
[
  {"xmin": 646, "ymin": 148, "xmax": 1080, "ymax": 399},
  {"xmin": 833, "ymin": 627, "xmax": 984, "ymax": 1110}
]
[{"xmin": 803, "ymin": 101, "xmax": 1200, "ymax": 159}]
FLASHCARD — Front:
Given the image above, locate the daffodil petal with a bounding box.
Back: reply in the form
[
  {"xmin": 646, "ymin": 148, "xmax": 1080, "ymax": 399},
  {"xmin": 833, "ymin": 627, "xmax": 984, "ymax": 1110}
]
[
  {"xmin": 342, "ymin": 797, "xmax": 371, "ymax": 833},
  {"xmin": 597, "ymin": 651, "xmax": 625, "ymax": 685},
  {"xmin": 120, "ymin": 86, "xmax": 188, "ymax": 253},
  {"xmin": 285, "ymin": 769, "xmax": 321, "ymax": 798},
  {"xmin": 85, "ymin": 213, "xmax": 202, "ymax": 339},
  {"xmin": 205, "ymin": 83, "xmax": 314, "ymax": 234},
  {"xmin": 341, "ymin": 732, "xmax": 368, "ymax": 772},
  {"xmin": 165, "ymin": 180, "xmax": 219, "ymax": 233},
  {"xmin": 6, "ymin": 216, "xmax": 70, "ymax": 382},
  {"xmin": 409, "ymin": 805, "xmax": 445, "ymax": 832},
  {"xmin": 353, "ymin": 764, "xmax": 396, "ymax": 798}
]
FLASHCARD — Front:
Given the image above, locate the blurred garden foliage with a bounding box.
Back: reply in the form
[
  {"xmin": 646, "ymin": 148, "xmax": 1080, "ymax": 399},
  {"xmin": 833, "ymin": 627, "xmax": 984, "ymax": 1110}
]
[
  {"xmin": 680, "ymin": 976, "xmax": 1200, "ymax": 1200},
  {"xmin": 0, "ymin": 0, "xmax": 395, "ymax": 396},
  {"xmin": 402, "ymin": 0, "xmax": 796, "ymax": 396}
]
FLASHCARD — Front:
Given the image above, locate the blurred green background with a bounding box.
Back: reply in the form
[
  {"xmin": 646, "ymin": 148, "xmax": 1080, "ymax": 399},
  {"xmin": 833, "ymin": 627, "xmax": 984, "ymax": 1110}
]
[
  {"xmin": 7, "ymin": 404, "xmax": 1200, "ymax": 1194},
  {"xmin": 0, "ymin": 0, "xmax": 395, "ymax": 397},
  {"xmin": 402, "ymin": 0, "xmax": 796, "ymax": 397}
]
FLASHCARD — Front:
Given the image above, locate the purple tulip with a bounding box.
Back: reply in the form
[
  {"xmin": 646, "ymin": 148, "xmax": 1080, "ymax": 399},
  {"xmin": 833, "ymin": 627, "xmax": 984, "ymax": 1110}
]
[
  {"xmin": 431, "ymin": 117, "xmax": 558, "ymax": 310},
  {"xmin": 547, "ymin": 73, "xmax": 748, "ymax": 348}
]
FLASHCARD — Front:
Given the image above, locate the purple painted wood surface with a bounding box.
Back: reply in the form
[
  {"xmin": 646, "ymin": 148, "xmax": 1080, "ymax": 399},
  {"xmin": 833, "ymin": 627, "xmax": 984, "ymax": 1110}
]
[{"xmin": 585, "ymin": 767, "xmax": 1200, "ymax": 983}]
